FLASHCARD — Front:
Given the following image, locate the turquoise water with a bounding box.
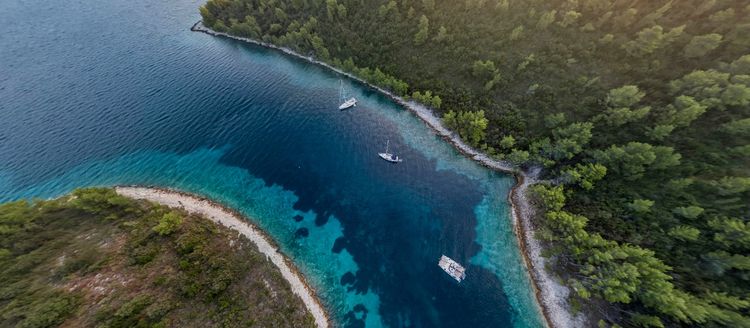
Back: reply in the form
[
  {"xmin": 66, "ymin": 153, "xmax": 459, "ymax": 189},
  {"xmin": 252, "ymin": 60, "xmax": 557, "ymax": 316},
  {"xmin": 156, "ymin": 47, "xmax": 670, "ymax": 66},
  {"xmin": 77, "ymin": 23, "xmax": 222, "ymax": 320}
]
[{"xmin": 0, "ymin": 0, "xmax": 544, "ymax": 326}]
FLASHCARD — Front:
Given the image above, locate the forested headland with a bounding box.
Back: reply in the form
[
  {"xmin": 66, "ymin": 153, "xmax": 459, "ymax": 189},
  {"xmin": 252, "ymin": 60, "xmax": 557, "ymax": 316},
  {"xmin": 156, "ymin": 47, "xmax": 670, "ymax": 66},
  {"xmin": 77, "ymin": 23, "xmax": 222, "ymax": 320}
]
[
  {"xmin": 0, "ymin": 188, "xmax": 315, "ymax": 327},
  {"xmin": 199, "ymin": 0, "xmax": 749, "ymax": 327}
]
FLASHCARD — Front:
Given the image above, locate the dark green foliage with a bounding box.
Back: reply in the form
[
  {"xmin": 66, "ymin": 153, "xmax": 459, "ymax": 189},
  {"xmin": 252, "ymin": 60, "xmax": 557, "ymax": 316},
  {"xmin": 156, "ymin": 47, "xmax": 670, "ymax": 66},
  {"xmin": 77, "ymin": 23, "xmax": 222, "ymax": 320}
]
[
  {"xmin": 684, "ymin": 34, "xmax": 723, "ymax": 59},
  {"xmin": 414, "ymin": 14, "xmax": 429, "ymax": 45},
  {"xmin": 101, "ymin": 294, "xmax": 155, "ymax": 328},
  {"xmin": 561, "ymin": 163, "xmax": 606, "ymax": 190},
  {"xmin": 152, "ymin": 211, "xmax": 183, "ymax": 236},
  {"xmin": 442, "ymin": 110, "xmax": 488, "ymax": 147},
  {"xmin": 5, "ymin": 291, "xmax": 80, "ymax": 328},
  {"xmin": 70, "ymin": 188, "xmax": 133, "ymax": 215},
  {"xmin": 411, "ymin": 90, "xmax": 441, "ymax": 108},
  {"xmin": 200, "ymin": 0, "xmax": 750, "ymax": 326}
]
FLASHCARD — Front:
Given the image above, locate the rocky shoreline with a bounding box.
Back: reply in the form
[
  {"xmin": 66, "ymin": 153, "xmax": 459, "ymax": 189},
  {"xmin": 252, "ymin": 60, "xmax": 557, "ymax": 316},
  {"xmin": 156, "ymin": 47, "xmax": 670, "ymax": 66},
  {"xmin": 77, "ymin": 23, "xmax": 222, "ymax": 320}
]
[
  {"xmin": 510, "ymin": 170, "xmax": 586, "ymax": 327},
  {"xmin": 191, "ymin": 20, "xmax": 583, "ymax": 328},
  {"xmin": 115, "ymin": 186, "xmax": 330, "ymax": 328}
]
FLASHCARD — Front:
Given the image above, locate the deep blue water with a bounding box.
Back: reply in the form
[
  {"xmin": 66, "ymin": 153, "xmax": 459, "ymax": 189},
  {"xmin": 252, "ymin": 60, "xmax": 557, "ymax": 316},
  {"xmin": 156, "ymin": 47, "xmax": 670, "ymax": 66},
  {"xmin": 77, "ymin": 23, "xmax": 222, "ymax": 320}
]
[{"xmin": 0, "ymin": 0, "xmax": 544, "ymax": 326}]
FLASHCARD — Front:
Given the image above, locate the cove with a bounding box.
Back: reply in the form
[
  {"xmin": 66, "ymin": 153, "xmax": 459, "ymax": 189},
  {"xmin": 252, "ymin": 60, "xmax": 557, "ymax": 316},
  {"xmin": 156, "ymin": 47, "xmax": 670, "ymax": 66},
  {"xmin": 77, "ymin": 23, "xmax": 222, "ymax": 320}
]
[{"xmin": 0, "ymin": 0, "xmax": 544, "ymax": 326}]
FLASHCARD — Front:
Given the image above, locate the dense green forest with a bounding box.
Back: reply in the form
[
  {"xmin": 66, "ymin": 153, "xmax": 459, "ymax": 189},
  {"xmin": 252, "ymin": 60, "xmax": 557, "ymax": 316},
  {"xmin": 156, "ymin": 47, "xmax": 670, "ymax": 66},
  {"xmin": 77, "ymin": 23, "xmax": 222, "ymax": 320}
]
[
  {"xmin": 0, "ymin": 188, "xmax": 315, "ymax": 327},
  {"xmin": 199, "ymin": 0, "xmax": 750, "ymax": 327}
]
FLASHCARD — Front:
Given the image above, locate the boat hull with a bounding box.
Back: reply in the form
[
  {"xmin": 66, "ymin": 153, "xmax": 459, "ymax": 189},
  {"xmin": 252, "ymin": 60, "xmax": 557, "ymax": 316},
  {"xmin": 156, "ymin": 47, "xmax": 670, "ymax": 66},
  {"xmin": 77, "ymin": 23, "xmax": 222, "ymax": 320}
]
[
  {"xmin": 438, "ymin": 255, "xmax": 466, "ymax": 282},
  {"xmin": 339, "ymin": 98, "xmax": 357, "ymax": 110},
  {"xmin": 378, "ymin": 153, "xmax": 402, "ymax": 163}
]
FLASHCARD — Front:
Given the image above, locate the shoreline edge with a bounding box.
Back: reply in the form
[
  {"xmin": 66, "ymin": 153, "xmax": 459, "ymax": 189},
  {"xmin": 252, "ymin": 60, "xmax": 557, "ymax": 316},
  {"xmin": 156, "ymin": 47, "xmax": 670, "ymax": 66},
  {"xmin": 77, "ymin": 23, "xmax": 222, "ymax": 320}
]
[
  {"xmin": 115, "ymin": 186, "xmax": 330, "ymax": 328},
  {"xmin": 190, "ymin": 20, "xmax": 585, "ymax": 328}
]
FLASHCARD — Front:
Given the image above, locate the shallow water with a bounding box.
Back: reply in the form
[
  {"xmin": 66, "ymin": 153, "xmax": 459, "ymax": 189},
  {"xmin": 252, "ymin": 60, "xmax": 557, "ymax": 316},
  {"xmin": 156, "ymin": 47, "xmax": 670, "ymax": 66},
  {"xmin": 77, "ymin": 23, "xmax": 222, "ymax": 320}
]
[{"xmin": 0, "ymin": 0, "xmax": 544, "ymax": 326}]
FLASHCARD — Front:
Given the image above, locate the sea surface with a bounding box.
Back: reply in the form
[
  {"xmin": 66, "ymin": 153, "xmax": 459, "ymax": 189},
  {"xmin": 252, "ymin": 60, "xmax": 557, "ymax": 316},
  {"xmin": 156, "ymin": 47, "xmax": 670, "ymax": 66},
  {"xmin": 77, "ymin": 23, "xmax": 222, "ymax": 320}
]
[{"xmin": 0, "ymin": 0, "xmax": 544, "ymax": 326}]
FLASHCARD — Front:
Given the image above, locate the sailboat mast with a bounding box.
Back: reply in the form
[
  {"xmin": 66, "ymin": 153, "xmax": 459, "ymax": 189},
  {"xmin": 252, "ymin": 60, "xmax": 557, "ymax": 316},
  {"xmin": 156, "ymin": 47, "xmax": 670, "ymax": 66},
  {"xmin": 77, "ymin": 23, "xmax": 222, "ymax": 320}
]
[{"xmin": 386, "ymin": 139, "xmax": 390, "ymax": 154}]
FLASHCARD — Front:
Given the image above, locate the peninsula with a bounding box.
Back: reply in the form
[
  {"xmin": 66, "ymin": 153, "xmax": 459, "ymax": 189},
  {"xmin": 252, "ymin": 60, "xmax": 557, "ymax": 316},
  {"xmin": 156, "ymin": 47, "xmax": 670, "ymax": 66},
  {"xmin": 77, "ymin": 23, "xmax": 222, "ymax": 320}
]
[{"xmin": 0, "ymin": 188, "xmax": 325, "ymax": 327}]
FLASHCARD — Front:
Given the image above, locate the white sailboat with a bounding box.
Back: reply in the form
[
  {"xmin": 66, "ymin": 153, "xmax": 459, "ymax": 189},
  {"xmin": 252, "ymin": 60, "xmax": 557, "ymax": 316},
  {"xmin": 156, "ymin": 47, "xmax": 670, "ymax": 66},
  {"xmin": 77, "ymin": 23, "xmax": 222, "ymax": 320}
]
[
  {"xmin": 338, "ymin": 79, "xmax": 357, "ymax": 110},
  {"xmin": 378, "ymin": 139, "xmax": 403, "ymax": 163}
]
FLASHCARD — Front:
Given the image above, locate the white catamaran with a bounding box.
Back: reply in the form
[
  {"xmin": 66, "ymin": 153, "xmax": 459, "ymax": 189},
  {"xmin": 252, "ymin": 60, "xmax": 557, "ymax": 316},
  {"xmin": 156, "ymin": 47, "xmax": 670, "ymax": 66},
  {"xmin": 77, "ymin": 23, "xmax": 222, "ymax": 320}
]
[
  {"xmin": 378, "ymin": 139, "xmax": 403, "ymax": 163},
  {"xmin": 338, "ymin": 79, "xmax": 357, "ymax": 110},
  {"xmin": 438, "ymin": 255, "xmax": 466, "ymax": 283}
]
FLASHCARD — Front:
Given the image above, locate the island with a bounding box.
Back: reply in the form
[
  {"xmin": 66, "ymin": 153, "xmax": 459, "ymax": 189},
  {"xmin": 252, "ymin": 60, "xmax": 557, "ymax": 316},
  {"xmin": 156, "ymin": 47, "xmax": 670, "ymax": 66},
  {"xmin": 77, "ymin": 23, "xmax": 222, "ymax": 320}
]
[
  {"xmin": 0, "ymin": 188, "xmax": 325, "ymax": 327},
  {"xmin": 196, "ymin": 1, "xmax": 750, "ymax": 327}
]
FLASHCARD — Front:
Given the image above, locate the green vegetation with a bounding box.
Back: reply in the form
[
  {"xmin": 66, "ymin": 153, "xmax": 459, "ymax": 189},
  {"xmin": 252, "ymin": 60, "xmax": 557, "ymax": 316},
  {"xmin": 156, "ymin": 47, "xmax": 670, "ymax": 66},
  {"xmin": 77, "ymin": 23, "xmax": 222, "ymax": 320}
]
[
  {"xmin": 200, "ymin": 0, "xmax": 750, "ymax": 326},
  {"xmin": 442, "ymin": 110, "xmax": 488, "ymax": 147},
  {"xmin": 0, "ymin": 188, "xmax": 315, "ymax": 327}
]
